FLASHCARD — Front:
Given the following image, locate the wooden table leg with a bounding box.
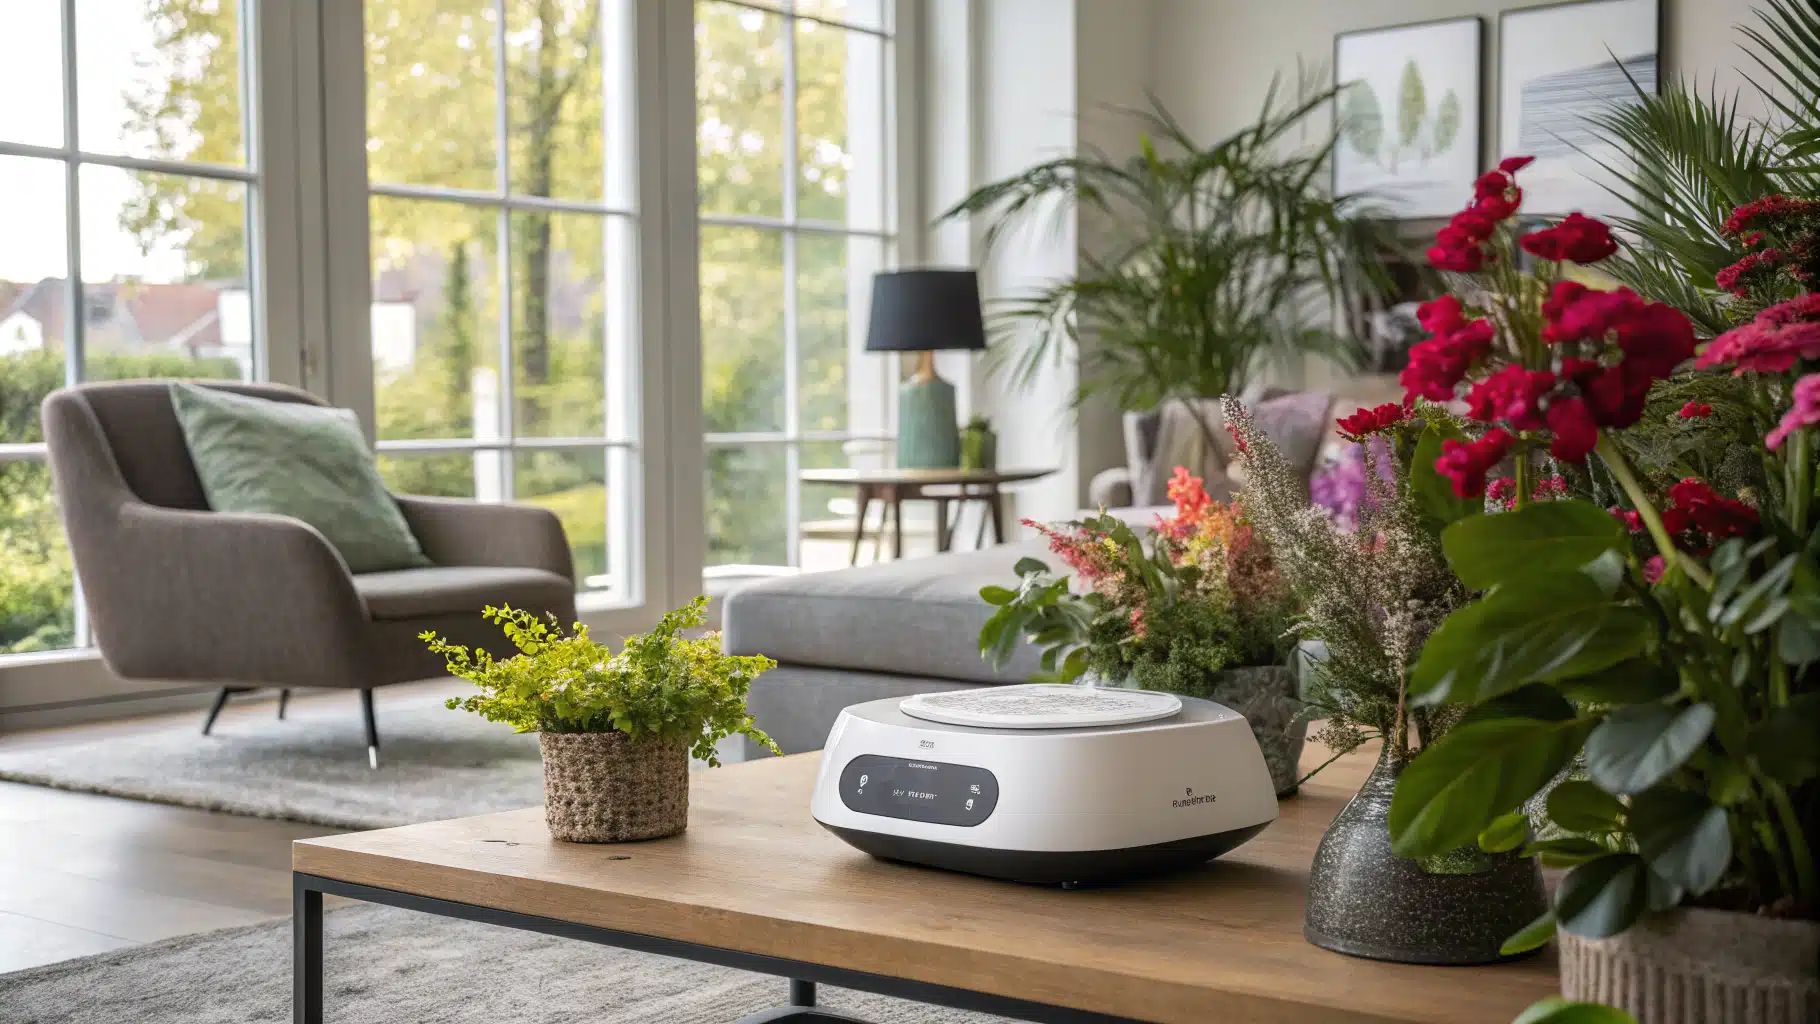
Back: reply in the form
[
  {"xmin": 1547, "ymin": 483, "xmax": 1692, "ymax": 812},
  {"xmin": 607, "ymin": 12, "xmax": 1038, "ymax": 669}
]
[
  {"xmin": 848, "ymin": 486, "xmax": 872, "ymax": 566},
  {"xmin": 987, "ymin": 484, "xmax": 1006, "ymax": 546},
  {"xmin": 891, "ymin": 488, "xmax": 905, "ymax": 560},
  {"xmin": 935, "ymin": 498, "xmax": 953, "ymax": 552}
]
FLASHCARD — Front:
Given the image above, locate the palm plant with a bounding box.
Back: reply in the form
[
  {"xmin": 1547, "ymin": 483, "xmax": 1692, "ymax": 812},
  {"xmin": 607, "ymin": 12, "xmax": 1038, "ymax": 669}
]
[
  {"xmin": 1588, "ymin": 0, "xmax": 1820, "ymax": 335},
  {"xmin": 941, "ymin": 73, "xmax": 1398, "ymax": 452}
]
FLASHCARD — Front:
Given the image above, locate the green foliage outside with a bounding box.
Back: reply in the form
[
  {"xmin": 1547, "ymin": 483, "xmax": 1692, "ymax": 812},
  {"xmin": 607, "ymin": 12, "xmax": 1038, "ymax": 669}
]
[{"xmin": 430, "ymin": 597, "xmax": 780, "ymax": 763}]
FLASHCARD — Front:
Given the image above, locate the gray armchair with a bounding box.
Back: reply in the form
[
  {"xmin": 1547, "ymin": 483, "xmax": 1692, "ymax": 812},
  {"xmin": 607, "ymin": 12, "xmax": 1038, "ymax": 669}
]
[{"xmin": 40, "ymin": 380, "xmax": 577, "ymax": 767}]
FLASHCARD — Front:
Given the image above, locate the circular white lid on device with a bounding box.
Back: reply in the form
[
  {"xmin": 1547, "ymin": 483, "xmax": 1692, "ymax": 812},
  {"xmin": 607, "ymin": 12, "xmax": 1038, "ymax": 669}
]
[{"xmin": 898, "ymin": 683, "xmax": 1183, "ymax": 730}]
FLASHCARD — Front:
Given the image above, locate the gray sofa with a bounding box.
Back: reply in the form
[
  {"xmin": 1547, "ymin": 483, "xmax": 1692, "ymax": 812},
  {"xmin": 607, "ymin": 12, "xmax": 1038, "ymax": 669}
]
[{"xmin": 723, "ymin": 390, "xmax": 1339, "ymax": 757}]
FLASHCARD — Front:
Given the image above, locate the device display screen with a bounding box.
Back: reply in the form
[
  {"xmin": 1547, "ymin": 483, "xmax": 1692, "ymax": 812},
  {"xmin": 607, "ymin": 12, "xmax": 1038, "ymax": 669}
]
[{"xmin": 837, "ymin": 755, "xmax": 999, "ymax": 827}]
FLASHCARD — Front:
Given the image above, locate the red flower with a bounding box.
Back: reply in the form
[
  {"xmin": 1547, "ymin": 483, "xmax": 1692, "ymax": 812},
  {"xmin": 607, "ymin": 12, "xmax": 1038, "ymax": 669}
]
[
  {"xmin": 1336, "ymin": 402, "xmax": 1409, "ymax": 442},
  {"xmin": 1448, "ymin": 209, "xmax": 1499, "ymax": 244},
  {"xmin": 1465, "ymin": 365, "xmax": 1555, "ymax": 430},
  {"xmin": 1643, "ymin": 555, "xmax": 1667, "ymax": 584},
  {"xmin": 1520, "ymin": 212, "xmax": 1619, "ymax": 264},
  {"xmin": 1562, "ymin": 358, "xmax": 1652, "ymax": 431},
  {"xmin": 1546, "ymin": 395, "xmax": 1599, "ymax": 463},
  {"xmin": 1165, "ymin": 465, "xmax": 1212, "ymax": 531},
  {"xmin": 1669, "ymin": 478, "xmax": 1758, "ymax": 539},
  {"xmin": 1499, "ymin": 156, "xmax": 1536, "ymax": 174},
  {"xmin": 1401, "ymin": 319, "xmax": 1495, "ymax": 402},
  {"xmin": 1759, "ymin": 294, "xmax": 1820, "ymax": 326},
  {"xmin": 1724, "ymin": 194, "xmax": 1820, "ymax": 235},
  {"xmin": 1659, "ymin": 505, "xmax": 1692, "ymax": 539},
  {"xmin": 1428, "ymin": 241, "xmax": 1489, "ymax": 272},
  {"xmin": 1609, "ymin": 506, "xmax": 1643, "ymax": 533},
  {"xmin": 1679, "ymin": 401, "xmax": 1713, "ymax": 420},
  {"xmin": 1417, "ymin": 294, "xmax": 1469, "ymax": 334},
  {"xmin": 1486, "ymin": 478, "xmax": 1516, "ymax": 507},
  {"xmin": 1474, "ymin": 190, "xmax": 1522, "ymax": 221},
  {"xmin": 1767, "ymin": 373, "xmax": 1820, "ymax": 449},
  {"xmin": 1698, "ymin": 320, "xmax": 1820, "ymax": 374},
  {"xmin": 1715, "ymin": 249, "xmax": 1785, "ymax": 296},
  {"xmin": 1475, "ymin": 170, "xmax": 1514, "ymax": 200},
  {"xmin": 1435, "ymin": 429, "xmax": 1514, "ymax": 499}
]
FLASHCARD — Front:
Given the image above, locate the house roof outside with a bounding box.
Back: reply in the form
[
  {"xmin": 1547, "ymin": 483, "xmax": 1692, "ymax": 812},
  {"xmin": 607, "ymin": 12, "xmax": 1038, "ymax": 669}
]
[{"xmin": 0, "ymin": 277, "xmax": 248, "ymax": 359}]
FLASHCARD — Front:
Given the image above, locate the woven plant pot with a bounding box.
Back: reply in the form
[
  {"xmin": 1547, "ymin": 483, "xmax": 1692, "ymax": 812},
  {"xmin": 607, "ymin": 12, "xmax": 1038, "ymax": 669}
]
[
  {"xmin": 539, "ymin": 731, "xmax": 690, "ymax": 843},
  {"xmin": 1558, "ymin": 908, "xmax": 1820, "ymax": 1024}
]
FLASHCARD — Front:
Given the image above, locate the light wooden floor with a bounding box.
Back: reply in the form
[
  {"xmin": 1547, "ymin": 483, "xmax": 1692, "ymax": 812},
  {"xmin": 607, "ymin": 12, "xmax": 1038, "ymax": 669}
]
[{"xmin": 0, "ymin": 681, "xmax": 461, "ymax": 974}]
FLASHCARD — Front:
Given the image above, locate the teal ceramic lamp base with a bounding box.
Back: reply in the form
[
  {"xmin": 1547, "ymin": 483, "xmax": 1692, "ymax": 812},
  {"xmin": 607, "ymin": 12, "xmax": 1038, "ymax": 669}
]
[{"xmin": 896, "ymin": 360, "xmax": 960, "ymax": 469}]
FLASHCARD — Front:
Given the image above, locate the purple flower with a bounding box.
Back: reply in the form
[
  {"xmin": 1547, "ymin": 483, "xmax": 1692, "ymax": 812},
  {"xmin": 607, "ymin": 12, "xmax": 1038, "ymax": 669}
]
[{"xmin": 1310, "ymin": 437, "xmax": 1394, "ymax": 531}]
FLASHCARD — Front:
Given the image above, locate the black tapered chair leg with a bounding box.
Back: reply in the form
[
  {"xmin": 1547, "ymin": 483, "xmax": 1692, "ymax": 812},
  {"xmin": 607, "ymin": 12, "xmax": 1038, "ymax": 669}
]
[
  {"xmin": 276, "ymin": 689, "xmax": 291, "ymax": 720},
  {"xmin": 200, "ymin": 686, "xmax": 246, "ymax": 736},
  {"xmin": 360, "ymin": 689, "xmax": 380, "ymax": 770}
]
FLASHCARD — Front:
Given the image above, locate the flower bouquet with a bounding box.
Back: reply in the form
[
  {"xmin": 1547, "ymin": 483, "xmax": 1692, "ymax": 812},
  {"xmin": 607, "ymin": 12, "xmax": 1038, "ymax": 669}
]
[
  {"xmin": 1376, "ymin": 157, "xmax": 1818, "ymax": 1021},
  {"xmin": 976, "ymin": 469, "xmax": 1306, "ymax": 794}
]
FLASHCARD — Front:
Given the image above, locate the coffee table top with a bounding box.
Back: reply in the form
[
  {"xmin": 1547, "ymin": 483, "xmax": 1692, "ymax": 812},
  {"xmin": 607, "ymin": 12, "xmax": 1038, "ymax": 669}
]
[{"xmin": 294, "ymin": 750, "xmax": 1555, "ymax": 1024}]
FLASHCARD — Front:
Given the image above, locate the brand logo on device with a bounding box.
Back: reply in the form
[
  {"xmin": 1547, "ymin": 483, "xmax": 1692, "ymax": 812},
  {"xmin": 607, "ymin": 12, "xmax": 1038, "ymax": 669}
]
[
  {"xmin": 1171, "ymin": 786, "xmax": 1217, "ymax": 808},
  {"xmin": 918, "ymin": 740, "xmax": 935, "ymax": 749}
]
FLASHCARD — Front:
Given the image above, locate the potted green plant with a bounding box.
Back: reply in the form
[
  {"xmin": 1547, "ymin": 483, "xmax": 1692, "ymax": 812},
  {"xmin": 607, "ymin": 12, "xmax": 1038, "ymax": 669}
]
[
  {"xmin": 425, "ymin": 597, "xmax": 779, "ymax": 843},
  {"xmin": 959, "ymin": 415, "xmax": 997, "ymax": 470},
  {"xmin": 1220, "ymin": 395, "xmax": 1549, "ymax": 966},
  {"xmin": 977, "ymin": 468, "xmax": 1306, "ymax": 795},
  {"xmin": 943, "ymin": 76, "xmax": 1397, "ymax": 461},
  {"xmin": 1379, "ymin": 148, "xmax": 1818, "ymax": 1023}
]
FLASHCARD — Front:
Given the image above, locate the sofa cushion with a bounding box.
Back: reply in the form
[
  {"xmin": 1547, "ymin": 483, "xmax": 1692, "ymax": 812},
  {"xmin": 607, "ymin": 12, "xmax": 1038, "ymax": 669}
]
[
  {"xmin": 354, "ymin": 566, "xmax": 574, "ymax": 621},
  {"xmin": 722, "ymin": 541, "xmax": 1052, "ymax": 685}
]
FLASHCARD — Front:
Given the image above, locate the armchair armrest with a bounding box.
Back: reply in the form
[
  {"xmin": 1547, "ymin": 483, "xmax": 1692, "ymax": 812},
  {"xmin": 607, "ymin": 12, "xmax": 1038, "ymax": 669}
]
[
  {"xmin": 1088, "ymin": 467, "xmax": 1135, "ymax": 510},
  {"xmin": 395, "ymin": 495, "xmax": 575, "ymax": 582},
  {"xmin": 91, "ymin": 502, "xmax": 376, "ymax": 686}
]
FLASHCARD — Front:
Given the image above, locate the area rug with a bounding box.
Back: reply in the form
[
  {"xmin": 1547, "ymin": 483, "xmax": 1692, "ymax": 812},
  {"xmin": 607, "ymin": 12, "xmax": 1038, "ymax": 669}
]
[
  {"xmin": 0, "ymin": 903, "xmax": 1003, "ymax": 1024},
  {"xmin": 0, "ymin": 697, "xmax": 545, "ymax": 830}
]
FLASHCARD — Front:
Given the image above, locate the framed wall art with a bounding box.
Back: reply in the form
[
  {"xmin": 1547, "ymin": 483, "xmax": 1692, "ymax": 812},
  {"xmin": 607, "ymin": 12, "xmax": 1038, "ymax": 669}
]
[
  {"xmin": 1498, "ymin": 0, "xmax": 1662, "ymax": 217},
  {"xmin": 1333, "ymin": 17, "xmax": 1484, "ymax": 219}
]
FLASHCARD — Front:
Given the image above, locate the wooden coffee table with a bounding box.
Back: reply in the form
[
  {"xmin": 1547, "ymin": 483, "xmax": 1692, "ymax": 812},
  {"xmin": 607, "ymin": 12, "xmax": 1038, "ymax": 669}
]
[
  {"xmin": 292, "ymin": 750, "xmax": 1556, "ymax": 1023},
  {"xmin": 799, "ymin": 467, "xmax": 1056, "ymax": 562}
]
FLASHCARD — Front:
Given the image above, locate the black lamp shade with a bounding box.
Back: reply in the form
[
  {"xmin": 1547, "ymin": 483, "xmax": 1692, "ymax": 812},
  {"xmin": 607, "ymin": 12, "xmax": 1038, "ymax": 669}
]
[{"xmin": 865, "ymin": 269, "xmax": 987, "ymax": 353}]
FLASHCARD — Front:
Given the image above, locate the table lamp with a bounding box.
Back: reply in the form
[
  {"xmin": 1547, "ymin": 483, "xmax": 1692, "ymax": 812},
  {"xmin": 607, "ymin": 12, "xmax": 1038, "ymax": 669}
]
[{"xmin": 865, "ymin": 269, "xmax": 987, "ymax": 469}]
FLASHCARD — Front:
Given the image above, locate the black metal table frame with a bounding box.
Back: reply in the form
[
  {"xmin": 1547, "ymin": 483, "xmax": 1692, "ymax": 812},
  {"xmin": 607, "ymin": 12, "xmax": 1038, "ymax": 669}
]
[{"xmin": 293, "ymin": 872, "xmax": 1139, "ymax": 1024}]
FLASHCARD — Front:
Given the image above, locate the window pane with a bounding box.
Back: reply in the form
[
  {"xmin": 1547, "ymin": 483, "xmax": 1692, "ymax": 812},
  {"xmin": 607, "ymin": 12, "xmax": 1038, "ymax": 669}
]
[
  {"xmin": 75, "ymin": 0, "xmax": 243, "ymax": 166},
  {"xmin": 706, "ymin": 443, "xmax": 786, "ymax": 567},
  {"xmin": 370, "ymin": 197, "xmax": 500, "ymax": 442},
  {"xmin": 505, "ymin": 0, "xmax": 605, "ymax": 201},
  {"xmin": 78, "ymin": 166, "xmax": 250, "ymax": 381},
  {"xmin": 796, "ymin": 21, "xmax": 884, "ymax": 227},
  {"xmin": 795, "ymin": 0, "xmax": 888, "ymax": 32},
  {"xmin": 0, "ymin": 156, "xmax": 70, "ymax": 364},
  {"xmin": 510, "ymin": 210, "xmax": 607, "ymax": 438},
  {"xmin": 0, "ymin": 4, "xmax": 65, "ymax": 147},
  {"xmin": 366, "ymin": 2, "xmax": 499, "ymax": 191},
  {"xmin": 701, "ymin": 226, "xmax": 785, "ymax": 432},
  {"xmin": 516, "ymin": 448, "xmax": 607, "ymax": 588},
  {"xmin": 797, "ymin": 233, "xmax": 881, "ymax": 432},
  {"xmin": 378, "ymin": 452, "xmax": 482, "ymax": 499},
  {"xmin": 0, "ymin": 462, "xmax": 75, "ymax": 655},
  {"xmin": 697, "ymin": 1, "xmax": 785, "ymax": 218}
]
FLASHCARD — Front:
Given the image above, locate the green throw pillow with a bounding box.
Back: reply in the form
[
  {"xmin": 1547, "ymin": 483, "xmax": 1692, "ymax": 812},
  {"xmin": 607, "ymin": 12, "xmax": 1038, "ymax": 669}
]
[{"xmin": 169, "ymin": 383, "xmax": 431, "ymax": 574}]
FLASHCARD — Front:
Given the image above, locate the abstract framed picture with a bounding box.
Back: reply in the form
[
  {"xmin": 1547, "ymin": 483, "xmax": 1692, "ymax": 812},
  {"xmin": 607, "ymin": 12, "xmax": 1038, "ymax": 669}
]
[
  {"xmin": 1333, "ymin": 17, "xmax": 1484, "ymax": 220},
  {"xmin": 1498, "ymin": 0, "xmax": 1661, "ymax": 217}
]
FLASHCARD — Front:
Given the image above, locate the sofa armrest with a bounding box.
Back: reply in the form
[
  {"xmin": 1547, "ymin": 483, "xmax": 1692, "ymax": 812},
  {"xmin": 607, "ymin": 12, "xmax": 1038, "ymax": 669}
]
[
  {"xmin": 395, "ymin": 495, "xmax": 575, "ymax": 582},
  {"xmin": 91, "ymin": 503, "xmax": 376, "ymax": 685},
  {"xmin": 1088, "ymin": 467, "xmax": 1134, "ymax": 510}
]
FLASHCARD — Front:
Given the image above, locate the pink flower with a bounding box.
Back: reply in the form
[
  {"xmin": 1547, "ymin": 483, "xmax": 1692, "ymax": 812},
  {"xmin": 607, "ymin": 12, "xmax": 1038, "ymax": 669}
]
[
  {"xmin": 1499, "ymin": 156, "xmax": 1536, "ymax": 174},
  {"xmin": 1698, "ymin": 320, "xmax": 1820, "ymax": 374},
  {"xmin": 1520, "ymin": 212, "xmax": 1619, "ymax": 264},
  {"xmin": 1725, "ymin": 194, "xmax": 1820, "ymax": 235},
  {"xmin": 1128, "ymin": 606, "xmax": 1148, "ymax": 640},
  {"xmin": 1643, "ymin": 555, "xmax": 1667, "ymax": 584},
  {"xmin": 1486, "ymin": 478, "xmax": 1516, "ymax": 507},
  {"xmin": 1767, "ymin": 373, "xmax": 1820, "ymax": 449},
  {"xmin": 1679, "ymin": 401, "xmax": 1713, "ymax": 420},
  {"xmin": 1609, "ymin": 506, "xmax": 1644, "ymax": 533},
  {"xmin": 1436, "ymin": 429, "xmax": 1514, "ymax": 499},
  {"xmin": 1465, "ymin": 365, "xmax": 1555, "ymax": 430},
  {"xmin": 1546, "ymin": 395, "xmax": 1599, "ymax": 463}
]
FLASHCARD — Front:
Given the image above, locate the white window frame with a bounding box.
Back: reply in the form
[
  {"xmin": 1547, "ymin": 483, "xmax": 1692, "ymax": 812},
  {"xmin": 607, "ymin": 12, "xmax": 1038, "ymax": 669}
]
[{"xmin": 698, "ymin": 0, "xmax": 916, "ymax": 574}]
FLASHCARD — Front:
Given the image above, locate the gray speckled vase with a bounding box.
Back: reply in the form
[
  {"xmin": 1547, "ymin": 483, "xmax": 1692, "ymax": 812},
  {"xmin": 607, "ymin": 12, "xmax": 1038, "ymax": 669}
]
[
  {"xmin": 1305, "ymin": 747, "xmax": 1548, "ymax": 965},
  {"xmin": 1203, "ymin": 665, "xmax": 1308, "ymax": 798}
]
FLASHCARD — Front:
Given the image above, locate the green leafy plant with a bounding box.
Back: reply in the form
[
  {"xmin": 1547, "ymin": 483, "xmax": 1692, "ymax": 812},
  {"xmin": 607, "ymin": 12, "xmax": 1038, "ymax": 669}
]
[
  {"xmin": 942, "ymin": 75, "xmax": 1397, "ymax": 452},
  {"xmin": 426, "ymin": 597, "xmax": 779, "ymax": 766}
]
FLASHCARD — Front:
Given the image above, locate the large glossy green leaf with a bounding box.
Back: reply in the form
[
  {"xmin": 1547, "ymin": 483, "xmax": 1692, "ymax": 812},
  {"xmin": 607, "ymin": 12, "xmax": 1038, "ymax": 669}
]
[
  {"xmin": 1547, "ymin": 780, "xmax": 1628, "ymax": 833},
  {"xmin": 1441, "ymin": 500, "xmax": 1628, "ymax": 591},
  {"xmin": 1412, "ymin": 575, "xmax": 1652, "ymax": 706},
  {"xmin": 1477, "ymin": 811, "xmax": 1531, "ymax": 853},
  {"xmin": 1408, "ymin": 423, "xmax": 1479, "ymax": 529},
  {"xmin": 1584, "ymin": 703, "xmax": 1716, "ymax": 796},
  {"xmin": 1500, "ymin": 913, "xmax": 1559, "ymax": 958},
  {"xmin": 1513, "ymin": 997, "xmax": 1638, "ymax": 1024},
  {"xmin": 1388, "ymin": 717, "xmax": 1593, "ymax": 859},
  {"xmin": 1750, "ymin": 692, "xmax": 1820, "ymax": 785},
  {"xmin": 1555, "ymin": 853, "xmax": 1652, "ymax": 939},
  {"xmin": 1629, "ymin": 788, "xmax": 1731, "ymax": 896},
  {"xmin": 1555, "ymin": 660, "xmax": 1679, "ymax": 704}
]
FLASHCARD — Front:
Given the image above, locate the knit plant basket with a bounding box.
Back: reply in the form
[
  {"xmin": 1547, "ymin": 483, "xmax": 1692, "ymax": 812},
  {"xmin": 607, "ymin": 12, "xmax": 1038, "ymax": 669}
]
[
  {"xmin": 539, "ymin": 731, "xmax": 691, "ymax": 843},
  {"xmin": 1558, "ymin": 907, "xmax": 1819, "ymax": 1024}
]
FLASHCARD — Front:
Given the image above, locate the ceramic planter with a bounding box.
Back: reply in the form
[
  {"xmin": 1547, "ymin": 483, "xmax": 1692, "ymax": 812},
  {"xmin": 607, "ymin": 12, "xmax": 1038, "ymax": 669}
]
[
  {"xmin": 539, "ymin": 731, "xmax": 690, "ymax": 842},
  {"xmin": 1557, "ymin": 907, "xmax": 1820, "ymax": 1024},
  {"xmin": 1304, "ymin": 747, "xmax": 1548, "ymax": 964}
]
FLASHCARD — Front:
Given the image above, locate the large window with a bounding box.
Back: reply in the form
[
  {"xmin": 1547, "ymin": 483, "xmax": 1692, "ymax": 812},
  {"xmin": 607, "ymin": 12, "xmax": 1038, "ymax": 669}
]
[
  {"xmin": 1, "ymin": 0, "xmax": 259, "ymax": 656},
  {"xmin": 696, "ymin": 0, "xmax": 895, "ymax": 570},
  {"xmin": 364, "ymin": 0, "xmax": 641, "ymax": 601}
]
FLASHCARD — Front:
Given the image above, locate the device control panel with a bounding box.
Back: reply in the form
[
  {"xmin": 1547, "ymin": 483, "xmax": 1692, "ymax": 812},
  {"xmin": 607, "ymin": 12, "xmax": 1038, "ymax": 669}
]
[{"xmin": 837, "ymin": 754, "xmax": 999, "ymax": 827}]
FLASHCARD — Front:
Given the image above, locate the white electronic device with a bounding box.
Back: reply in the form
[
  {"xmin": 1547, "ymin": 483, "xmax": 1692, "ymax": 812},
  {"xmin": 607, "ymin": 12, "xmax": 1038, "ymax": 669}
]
[{"xmin": 810, "ymin": 684, "xmax": 1279, "ymax": 885}]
